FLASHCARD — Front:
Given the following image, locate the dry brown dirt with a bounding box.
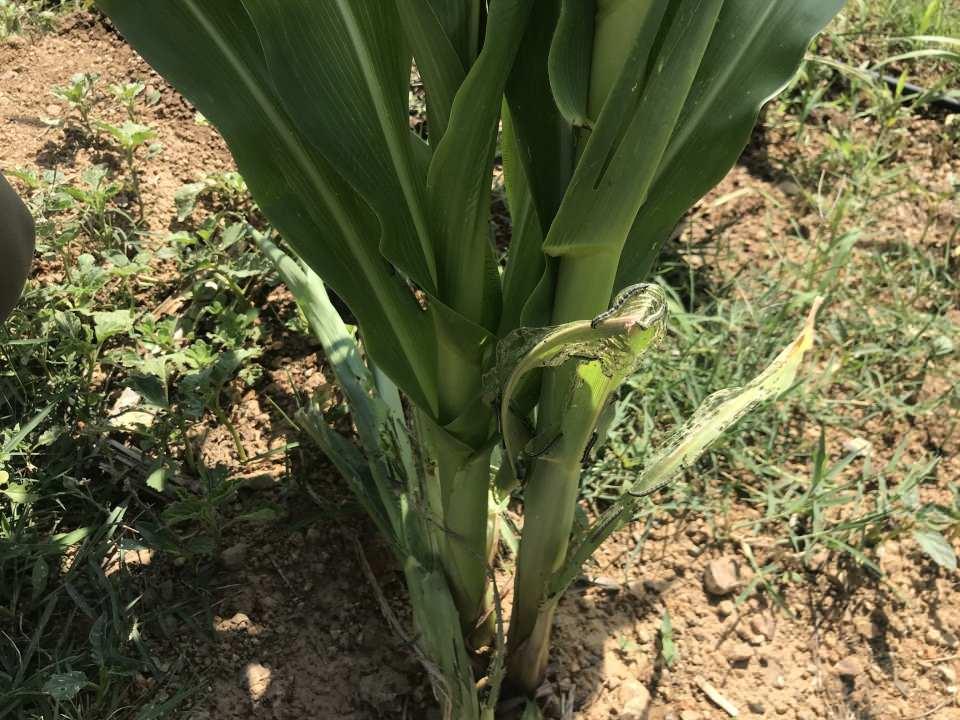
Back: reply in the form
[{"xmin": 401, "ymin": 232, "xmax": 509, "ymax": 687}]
[{"xmin": 2, "ymin": 12, "xmax": 959, "ymax": 720}]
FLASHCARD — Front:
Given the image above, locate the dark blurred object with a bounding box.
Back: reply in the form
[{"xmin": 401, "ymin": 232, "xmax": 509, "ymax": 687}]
[
  {"xmin": 0, "ymin": 172, "xmax": 35, "ymax": 322},
  {"xmin": 872, "ymin": 72, "xmax": 960, "ymax": 113}
]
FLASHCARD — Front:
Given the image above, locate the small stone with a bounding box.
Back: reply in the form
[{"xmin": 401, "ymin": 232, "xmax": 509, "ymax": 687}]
[
  {"xmin": 704, "ymin": 557, "xmax": 741, "ymax": 596},
  {"xmin": 835, "ymin": 656, "xmax": 862, "ymax": 679},
  {"xmin": 843, "ymin": 436, "xmax": 872, "ymax": 457},
  {"xmin": 940, "ymin": 665, "xmax": 957, "ymax": 684},
  {"xmin": 240, "ymin": 472, "xmax": 276, "ymax": 490},
  {"xmin": 591, "ymin": 575, "xmax": 622, "ymax": 592},
  {"xmin": 804, "ymin": 548, "xmax": 830, "ymax": 571},
  {"xmin": 726, "ymin": 643, "xmax": 754, "ymax": 664},
  {"xmin": 750, "ymin": 615, "xmax": 775, "ymax": 641},
  {"xmin": 244, "ymin": 662, "xmax": 271, "ymax": 701},
  {"xmin": 44, "ymin": 104, "xmax": 61, "ymax": 116},
  {"xmin": 617, "ymin": 680, "xmax": 649, "ymax": 705},
  {"xmin": 773, "ymin": 675, "xmax": 786, "ymax": 689},
  {"xmin": 643, "ymin": 578, "xmax": 669, "ymax": 594},
  {"xmin": 620, "ymin": 684, "xmax": 652, "ymax": 720},
  {"xmin": 926, "ymin": 627, "xmax": 946, "ymax": 646},
  {"xmin": 680, "ymin": 711, "xmax": 699, "ymax": 720},
  {"xmin": 748, "ymin": 701, "xmax": 766, "ymax": 715},
  {"xmin": 220, "ymin": 542, "xmax": 248, "ymax": 569},
  {"xmin": 777, "ymin": 179, "xmax": 803, "ymax": 197},
  {"xmin": 774, "ymin": 702, "xmax": 789, "ymax": 715},
  {"xmin": 718, "ymin": 600, "xmax": 736, "ymax": 618}
]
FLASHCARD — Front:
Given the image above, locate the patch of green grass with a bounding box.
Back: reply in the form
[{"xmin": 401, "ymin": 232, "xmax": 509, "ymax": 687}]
[
  {"xmin": 580, "ymin": 0, "xmax": 960, "ymax": 593},
  {"xmin": 0, "ymin": 0, "xmax": 90, "ymax": 40},
  {"xmin": 0, "ymin": 79, "xmax": 283, "ymax": 719}
]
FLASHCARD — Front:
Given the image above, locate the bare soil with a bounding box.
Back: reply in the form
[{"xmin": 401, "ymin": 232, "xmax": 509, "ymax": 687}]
[{"xmin": 2, "ymin": 13, "xmax": 959, "ymax": 720}]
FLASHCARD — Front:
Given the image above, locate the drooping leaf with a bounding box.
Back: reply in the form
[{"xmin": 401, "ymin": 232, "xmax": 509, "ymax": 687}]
[
  {"xmin": 488, "ymin": 284, "xmax": 667, "ymax": 479},
  {"xmin": 552, "ymin": 298, "xmax": 823, "ymax": 595},
  {"xmin": 255, "ymin": 233, "xmax": 405, "ymax": 547}
]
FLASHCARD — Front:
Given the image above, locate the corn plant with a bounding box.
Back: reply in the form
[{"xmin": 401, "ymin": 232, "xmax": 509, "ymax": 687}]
[
  {"xmin": 0, "ymin": 173, "xmax": 34, "ymax": 322},
  {"xmin": 91, "ymin": 1, "xmax": 843, "ymax": 717}
]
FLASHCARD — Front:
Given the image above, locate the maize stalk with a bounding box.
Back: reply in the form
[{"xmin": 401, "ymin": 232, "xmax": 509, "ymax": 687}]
[{"xmin": 70, "ymin": 1, "xmax": 847, "ymax": 715}]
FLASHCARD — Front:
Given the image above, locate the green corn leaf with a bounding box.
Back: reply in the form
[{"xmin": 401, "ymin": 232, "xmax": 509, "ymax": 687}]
[
  {"xmin": 498, "ymin": 107, "xmax": 546, "ymax": 336},
  {"xmin": 97, "ymin": 0, "xmax": 440, "ymax": 416},
  {"xmin": 615, "ymin": 0, "xmax": 847, "ymax": 287},
  {"xmin": 547, "ymin": 0, "xmax": 595, "ymax": 129},
  {"xmin": 542, "ymin": 0, "xmax": 721, "ymax": 261},
  {"xmin": 504, "ymin": 0, "xmax": 572, "ymax": 231},
  {"xmin": 0, "ymin": 172, "xmax": 35, "ymax": 322},
  {"xmin": 241, "ymin": 0, "xmax": 438, "ymax": 293},
  {"xmin": 395, "ymin": 0, "xmax": 467, "ymax": 142},
  {"xmin": 425, "ymin": 0, "xmax": 533, "ymax": 330},
  {"xmin": 552, "ymin": 299, "xmax": 823, "ymax": 596}
]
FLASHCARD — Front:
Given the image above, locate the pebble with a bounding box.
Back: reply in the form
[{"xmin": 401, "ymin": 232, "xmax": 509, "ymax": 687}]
[
  {"xmin": 940, "ymin": 665, "xmax": 957, "ymax": 684},
  {"xmin": 718, "ymin": 600, "xmax": 736, "ymax": 618},
  {"xmin": 926, "ymin": 627, "xmax": 946, "ymax": 646},
  {"xmin": 704, "ymin": 557, "xmax": 741, "ymax": 596},
  {"xmin": 842, "ymin": 436, "xmax": 873, "ymax": 457},
  {"xmin": 777, "ymin": 179, "xmax": 803, "ymax": 197},
  {"xmin": 835, "ymin": 656, "xmax": 862, "ymax": 679},
  {"xmin": 726, "ymin": 643, "xmax": 754, "ymax": 664},
  {"xmin": 773, "ymin": 675, "xmax": 786, "ymax": 689},
  {"xmin": 748, "ymin": 701, "xmax": 766, "ymax": 715},
  {"xmin": 643, "ymin": 578, "xmax": 669, "ymax": 594},
  {"xmin": 244, "ymin": 662, "xmax": 271, "ymax": 701},
  {"xmin": 619, "ymin": 682, "xmax": 652, "ymax": 720},
  {"xmin": 750, "ymin": 615, "xmax": 775, "ymax": 641},
  {"xmin": 220, "ymin": 542, "xmax": 248, "ymax": 569},
  {"xmin": 679, "ymin": 711, "xmax": 699, "ymax": 720}
]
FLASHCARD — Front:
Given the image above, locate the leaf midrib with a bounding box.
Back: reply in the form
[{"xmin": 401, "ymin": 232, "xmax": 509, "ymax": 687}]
[{"xmin": 184, "ymin": 0, "xmax": 438, "ymax": 412}]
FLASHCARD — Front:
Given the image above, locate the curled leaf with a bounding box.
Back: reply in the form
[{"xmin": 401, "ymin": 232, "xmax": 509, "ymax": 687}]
[{"xmin": 486, "ymin": 283, "xmax": 667, "ymax": 478}]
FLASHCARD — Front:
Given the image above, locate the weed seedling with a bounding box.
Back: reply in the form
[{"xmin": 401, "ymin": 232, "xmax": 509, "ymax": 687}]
[{"xmin": 51, "ymin": 72, "xmax": 100, "ymax": 137}]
